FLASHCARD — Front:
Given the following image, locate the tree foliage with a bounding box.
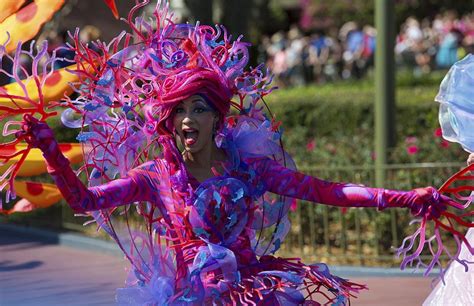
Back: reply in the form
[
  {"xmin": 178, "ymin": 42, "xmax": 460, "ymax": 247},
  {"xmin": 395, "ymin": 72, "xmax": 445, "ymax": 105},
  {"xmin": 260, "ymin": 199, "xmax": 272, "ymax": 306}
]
[{"xmin": 307, "ymin": 0, "xmax": 473, "ymax": 29}]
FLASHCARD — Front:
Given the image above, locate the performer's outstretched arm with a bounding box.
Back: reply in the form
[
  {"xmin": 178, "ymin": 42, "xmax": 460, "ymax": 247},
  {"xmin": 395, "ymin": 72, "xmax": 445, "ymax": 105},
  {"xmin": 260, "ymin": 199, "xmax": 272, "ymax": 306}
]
[
  {"xmin": 254, "ymin": 157, "xmax": 450, "ymax": 217},
  {"xmin": 16, "ymin": 115, "xmax": 154, "ymax": 213},
  {"xmin": 47, "ymin": 158, "xmax": 153, "ymax": 213}
]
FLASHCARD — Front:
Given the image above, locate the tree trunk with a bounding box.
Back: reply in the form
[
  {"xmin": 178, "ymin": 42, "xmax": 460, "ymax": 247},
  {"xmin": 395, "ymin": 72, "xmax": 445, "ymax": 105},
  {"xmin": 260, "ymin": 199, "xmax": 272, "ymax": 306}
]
[
  {"xmin": 222, "ymin": 0, "xmax": 254, "ymax": 41},
  {"xmin": 184, "ymin": 0, "xmax": 213, "ymax": 24}
]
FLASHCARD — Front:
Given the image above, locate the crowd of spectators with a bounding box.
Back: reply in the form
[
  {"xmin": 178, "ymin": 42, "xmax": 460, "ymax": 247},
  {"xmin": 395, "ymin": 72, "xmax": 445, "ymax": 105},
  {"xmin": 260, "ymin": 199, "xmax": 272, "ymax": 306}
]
[
  {"xmin": 261, "ymin": 11, "xmax": 474, "ymax": 87},
  {"xmin": 396, "ymin": 11, "xmax": 474, "ymax": 75}
]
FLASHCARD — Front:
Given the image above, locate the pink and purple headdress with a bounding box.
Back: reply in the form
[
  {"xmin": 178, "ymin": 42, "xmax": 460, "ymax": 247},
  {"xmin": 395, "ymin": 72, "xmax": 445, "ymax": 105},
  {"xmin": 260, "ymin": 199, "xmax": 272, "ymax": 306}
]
[
  {"xmin": 66, "ymin": 0, "xmax": 274, "ymax": 135},
  {"xmin": 59, "ymin": 0, "xmax": 277, "ymax": 183}
]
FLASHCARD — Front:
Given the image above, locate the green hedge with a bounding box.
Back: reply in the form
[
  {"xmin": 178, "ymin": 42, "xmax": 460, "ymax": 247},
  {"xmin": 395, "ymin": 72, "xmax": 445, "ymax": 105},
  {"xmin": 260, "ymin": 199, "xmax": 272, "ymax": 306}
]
[
  {"xmin": 266, "ymin": 70, "xmax": 449, "ymax": 137},
  {"xmin": 263, "ymin": 78, "xmax": 465, "ymax": 168},
  {"xmin": 266, "ymin": 83, "xmax": 439, "ymax": 138}
]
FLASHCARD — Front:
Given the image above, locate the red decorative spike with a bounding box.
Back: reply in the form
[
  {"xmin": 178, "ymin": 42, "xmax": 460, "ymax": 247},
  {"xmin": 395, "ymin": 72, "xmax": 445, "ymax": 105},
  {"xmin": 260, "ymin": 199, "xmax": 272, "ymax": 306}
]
[{"xmin": 103, "ymin": 0, "xmax": 119, "ymax": 19}]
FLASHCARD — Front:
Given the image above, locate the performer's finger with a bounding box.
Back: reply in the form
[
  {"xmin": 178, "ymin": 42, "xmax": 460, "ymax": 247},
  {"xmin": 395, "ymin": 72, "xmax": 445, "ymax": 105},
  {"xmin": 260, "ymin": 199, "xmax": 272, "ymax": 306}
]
[
  {"xmin": 23, "ymin": 113, "xmax": 32, "ymax": 122},
  {"xmin": 437, "ymin": 200, "xmax": 448, "ymax": 212},
  {"xmin": 23, "ymin": 115, "xmax": 41, "ymax": 130},
  {"xmin": 23, "ymin": 113, "xmax": 39, "ymax": 123},
  {"xmin": 24, "ymin": 134, "xmax": 34, "ymax": 145},
  {"xmin": 15, "ymin": 130, "xmax": 26, "ymax": 139},
  {"xmin": 410, "ymin": 205, "xmax": 423, "ymax": 217},
  {"xmin": 440, "ymin": 195, "xmax": 465, "ymax": 210},
  {"xmin": 21, "ymin": 122, "xmax": 29, "ymax": 132}
]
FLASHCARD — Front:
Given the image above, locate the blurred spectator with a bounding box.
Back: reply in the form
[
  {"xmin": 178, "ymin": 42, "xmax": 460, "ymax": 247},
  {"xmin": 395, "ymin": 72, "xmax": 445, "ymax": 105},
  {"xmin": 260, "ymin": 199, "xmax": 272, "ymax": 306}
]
[
  {"xmin": 286, "ymin": 26, "xmax": 306, "ymax": 86},
  {"xmin": 307, "ymin": 32, "xmax": 330, "ymax": 83},
  {"xmin": 340, "ymin": 22, "xmax": 363, "ymax": 79},
  {"xmin": 360, "ymin": 26, "xmax": 376, "ymax": 75},
  {"xmin": 461, "ymin": 13, "xmax": 474, "ymax": 54},
  {"xmin": 272, "ymin": 46, "xmax": 288, "ymax": 87},
  {"xmin": 436, "ymin": 29, "xmax": 462, "ymax": 68}
]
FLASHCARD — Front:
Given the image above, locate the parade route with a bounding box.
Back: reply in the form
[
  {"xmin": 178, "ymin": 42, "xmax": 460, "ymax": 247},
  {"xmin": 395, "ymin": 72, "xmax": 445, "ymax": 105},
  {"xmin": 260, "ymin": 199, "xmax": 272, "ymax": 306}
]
[
  {"xmin": 0, "ymin": 226, "xmax": 126, "ymax": 306},
  {"xmin": 0, "ymin": 224, "xmax": 433, "ymax": 306}
]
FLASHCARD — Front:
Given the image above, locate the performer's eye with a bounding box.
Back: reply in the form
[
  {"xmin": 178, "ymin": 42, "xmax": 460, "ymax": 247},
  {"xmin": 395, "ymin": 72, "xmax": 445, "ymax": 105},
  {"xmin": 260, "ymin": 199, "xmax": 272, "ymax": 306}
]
[
  {"xmin": 175, "ymin": 107, "xmax": 184, "ymax": 114},
  {"xmin": 194, "ymin": 107, "xmax": 205, "ymax": 113}
]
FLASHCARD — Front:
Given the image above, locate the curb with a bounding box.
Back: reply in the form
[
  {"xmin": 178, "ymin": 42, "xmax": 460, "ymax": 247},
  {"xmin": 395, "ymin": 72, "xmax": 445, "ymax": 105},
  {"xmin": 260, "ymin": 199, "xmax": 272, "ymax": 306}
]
[
  {"xmin": 0, "ymin": 223, "xmax": 122, "ymax": 257},
  {"xmin": 329, "ymin": 265, "xmax": 433, "ymax": 277},
  {"xmin": 0, "ymin": 223, "xmax": 434, "ymax": 277}
]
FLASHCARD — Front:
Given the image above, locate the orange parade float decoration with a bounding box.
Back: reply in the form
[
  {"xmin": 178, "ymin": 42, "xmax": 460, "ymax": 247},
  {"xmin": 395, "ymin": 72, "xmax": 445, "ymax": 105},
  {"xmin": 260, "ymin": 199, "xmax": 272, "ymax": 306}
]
[
  {"xmin": 0, "ymin": 1, "xmax": 27, "ymax": 23},
  {"xmin": 0, "ymin": 55, "xmax": 96, "ymax": 209},
  {"xmin": 0, "ymin": 63, "xmax": 80, "ymax": 116},
  {"xmin": 0, "ymin": 143, "xmax": 84, "ymax": 177},
  {"xmin": 0, "ymin": 0, "xmax": 65, "ymax": 53},
  {"xmin": 1, "ymin": 181, "xmax": 62, "ymax": 214},
  {"xmin": 0, "ymin": 0, "xmax": 117, "ymax": 210}
]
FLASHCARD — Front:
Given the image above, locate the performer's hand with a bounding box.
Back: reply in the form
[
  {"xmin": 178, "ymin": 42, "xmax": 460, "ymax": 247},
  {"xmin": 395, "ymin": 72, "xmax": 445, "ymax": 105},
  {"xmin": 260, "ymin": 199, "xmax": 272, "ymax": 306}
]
[
  {"xmin": 409, "ymin": 186, "xmax": 449, "ymax": 220},
  {"xmin": 15, "ymin": 114, "xmax": 58, "ymax": 154}
]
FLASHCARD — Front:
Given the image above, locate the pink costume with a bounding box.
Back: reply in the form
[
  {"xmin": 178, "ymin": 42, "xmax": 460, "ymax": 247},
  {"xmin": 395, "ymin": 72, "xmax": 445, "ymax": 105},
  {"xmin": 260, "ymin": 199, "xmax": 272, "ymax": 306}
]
[
  {"xmin": 3, "ymin": 1, "xmax": 472, "ymax": 305},
  {"xmin": 32, "ymin": 116, "xmax": 451, "ymax": 305}
]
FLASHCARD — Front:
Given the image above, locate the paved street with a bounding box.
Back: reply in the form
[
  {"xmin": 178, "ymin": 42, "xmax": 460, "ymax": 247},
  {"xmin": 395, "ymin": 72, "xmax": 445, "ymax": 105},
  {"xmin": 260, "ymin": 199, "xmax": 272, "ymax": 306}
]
[
  {"xmin": 0, "ymin": 225, "xmax": 434, "ymax": 306},
  {"xmin": 0, "ymin": 228, "xmax": 126, "ymax": 306},
  {"xmin": 352, "ymin": 277, "xmax": 432, "ymax": 306}
]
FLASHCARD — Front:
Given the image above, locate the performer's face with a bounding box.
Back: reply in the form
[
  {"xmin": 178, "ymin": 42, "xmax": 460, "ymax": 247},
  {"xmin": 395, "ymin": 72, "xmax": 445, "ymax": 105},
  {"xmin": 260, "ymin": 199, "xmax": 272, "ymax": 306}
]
[{"xmin": 172, "ymin": 95, "xmax": 218, "ymax": 153}]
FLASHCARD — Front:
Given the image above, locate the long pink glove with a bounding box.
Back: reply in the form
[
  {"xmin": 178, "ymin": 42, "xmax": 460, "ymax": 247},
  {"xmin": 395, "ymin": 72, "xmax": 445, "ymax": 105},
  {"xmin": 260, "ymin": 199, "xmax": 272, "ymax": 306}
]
[
  {"xmin": 253, "ymin": 157, "xmax": 451, "ymax": 219},
  {"xmin": 253, "ymin": 157, "xmax": 472, "ymax": 277},
  {"xmin": 16, "ymin": 115, "xmax": 151, "ymax": 213}
]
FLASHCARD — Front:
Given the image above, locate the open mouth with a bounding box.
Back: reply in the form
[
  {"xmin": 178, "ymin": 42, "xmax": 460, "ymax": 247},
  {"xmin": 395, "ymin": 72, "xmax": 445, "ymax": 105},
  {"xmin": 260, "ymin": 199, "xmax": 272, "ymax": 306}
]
[{"xmin": 183, "ymin": 128, "xmax": 198, "ymax": 146}]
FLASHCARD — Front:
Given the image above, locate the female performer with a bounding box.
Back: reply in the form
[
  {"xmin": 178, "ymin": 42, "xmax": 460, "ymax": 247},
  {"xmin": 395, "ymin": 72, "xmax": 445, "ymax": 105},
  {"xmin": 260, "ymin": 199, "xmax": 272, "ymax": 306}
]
[{"xmin": 11, "ymin": 1, "xmax": 473, "ymax": 305}]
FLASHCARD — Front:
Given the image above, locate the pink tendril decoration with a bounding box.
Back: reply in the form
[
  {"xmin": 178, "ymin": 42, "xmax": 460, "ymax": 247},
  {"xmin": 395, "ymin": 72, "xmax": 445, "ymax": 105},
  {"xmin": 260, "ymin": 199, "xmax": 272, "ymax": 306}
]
[
  {"xmin": 396, "ymin": 163, "xmax": 474, "ymax": 279},
  {"xmin": 0, "ymin": 39, "xmax": 64, "ymax": 207}
]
